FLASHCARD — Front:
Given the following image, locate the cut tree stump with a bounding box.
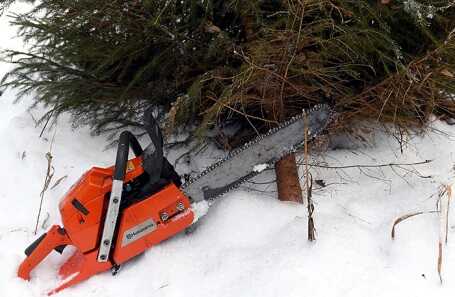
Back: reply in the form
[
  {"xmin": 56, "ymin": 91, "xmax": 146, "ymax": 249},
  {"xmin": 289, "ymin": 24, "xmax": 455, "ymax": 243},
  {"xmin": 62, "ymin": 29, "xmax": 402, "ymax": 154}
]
[{"xmin": 275, "ymin": 153, "xmax": 303, "ymax": 203}]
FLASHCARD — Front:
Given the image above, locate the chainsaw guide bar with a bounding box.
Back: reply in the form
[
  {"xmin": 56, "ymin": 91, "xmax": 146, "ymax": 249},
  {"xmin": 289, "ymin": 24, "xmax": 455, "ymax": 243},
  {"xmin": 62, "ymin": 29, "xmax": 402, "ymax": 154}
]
[{"xmin": 182, "ymin": 104, "xmax": 334, "ymax": 203}]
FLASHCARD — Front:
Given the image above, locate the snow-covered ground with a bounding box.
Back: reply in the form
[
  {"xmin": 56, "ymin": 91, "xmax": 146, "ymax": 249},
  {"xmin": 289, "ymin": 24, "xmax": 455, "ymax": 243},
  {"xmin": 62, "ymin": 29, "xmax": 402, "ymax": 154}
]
[{"xmin": 2, "ymin": 5, "xmax": 455, "ymax": 297}]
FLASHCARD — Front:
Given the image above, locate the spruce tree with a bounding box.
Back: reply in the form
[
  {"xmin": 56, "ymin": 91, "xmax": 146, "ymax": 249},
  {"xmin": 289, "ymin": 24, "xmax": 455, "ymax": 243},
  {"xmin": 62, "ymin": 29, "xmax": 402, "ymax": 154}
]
[{"xmin": 2, "ymin": 1, "xmax": 455, "ymax": 137}]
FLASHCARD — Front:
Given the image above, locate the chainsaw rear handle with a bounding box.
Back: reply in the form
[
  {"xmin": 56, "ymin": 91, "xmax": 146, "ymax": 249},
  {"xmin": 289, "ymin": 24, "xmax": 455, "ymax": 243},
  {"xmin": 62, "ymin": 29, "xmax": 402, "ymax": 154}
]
[
  {"xmin": 114, "ymin": 131, "xmax": 143, "ymax": 180},
  {"xmin": 18, "ymin": 226, "xmax": 72, "ymax": 281}
]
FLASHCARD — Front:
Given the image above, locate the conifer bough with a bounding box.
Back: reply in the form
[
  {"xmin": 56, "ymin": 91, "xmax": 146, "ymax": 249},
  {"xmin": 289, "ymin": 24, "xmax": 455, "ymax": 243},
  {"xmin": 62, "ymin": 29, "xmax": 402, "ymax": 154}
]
[{"xmin": 1, "ymin": 0, "xmax": 455, "ymax": 140}]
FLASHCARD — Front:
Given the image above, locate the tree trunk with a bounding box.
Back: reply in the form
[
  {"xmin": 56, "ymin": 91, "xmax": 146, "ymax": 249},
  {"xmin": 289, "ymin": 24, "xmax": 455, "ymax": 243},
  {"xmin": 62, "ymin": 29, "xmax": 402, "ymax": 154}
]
[{"xmin": 275, "ymin": 153, "xmax": 303, "ymax": 203}]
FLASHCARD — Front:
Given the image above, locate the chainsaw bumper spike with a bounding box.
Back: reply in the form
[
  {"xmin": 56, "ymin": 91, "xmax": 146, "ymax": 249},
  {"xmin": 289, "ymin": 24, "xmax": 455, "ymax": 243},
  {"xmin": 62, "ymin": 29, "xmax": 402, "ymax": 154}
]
[{"xmin": 17, "ymin": 105, "xmax": 333, "ymax": 294}]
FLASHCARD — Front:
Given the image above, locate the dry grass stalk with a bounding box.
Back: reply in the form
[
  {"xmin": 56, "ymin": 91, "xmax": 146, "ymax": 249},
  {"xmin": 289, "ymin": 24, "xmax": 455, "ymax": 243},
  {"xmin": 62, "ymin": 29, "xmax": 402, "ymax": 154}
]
[
  {"xmin": 50, "ymin": 175, "xmax": 68, "ymax": 190},
  {"xmin": 438, "ymin": 184, "xmax": 452, "ymax": 284},
  {"xmin": 34, "ymin": 120, "xmax": 59, "ymax": 234},
  {"xmin": 391, "ymin": 184, "xmax": 452, "ymax": 284},
  {"xmin": 34, "ymin": 152, "xmax": 55, "ymax": 235},
  {"xmin": 304, "ymin": 113, "xmax": 316, "ymax": 241}
]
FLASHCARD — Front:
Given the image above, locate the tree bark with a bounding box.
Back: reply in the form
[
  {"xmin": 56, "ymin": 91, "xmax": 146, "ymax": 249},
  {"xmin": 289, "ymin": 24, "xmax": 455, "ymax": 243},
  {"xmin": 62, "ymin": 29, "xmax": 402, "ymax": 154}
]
[{"xmin": 275, "ymin": 153, "xmax": 303, "ymax": 203}]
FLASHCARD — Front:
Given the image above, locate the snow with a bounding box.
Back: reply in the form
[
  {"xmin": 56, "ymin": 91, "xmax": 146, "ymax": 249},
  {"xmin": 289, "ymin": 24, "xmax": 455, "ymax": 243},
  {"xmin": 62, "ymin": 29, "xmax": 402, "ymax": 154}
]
[
  {"xmin": 2, "ymin": 4, "xmax": 455, "ymax": 297},
  {"xmin": 253, "ymin": 163, "xmax": 269, "ymax": 173},
  {"xmin": 191, "ymin": 200, "xmax": 210, "ymax": 223}
]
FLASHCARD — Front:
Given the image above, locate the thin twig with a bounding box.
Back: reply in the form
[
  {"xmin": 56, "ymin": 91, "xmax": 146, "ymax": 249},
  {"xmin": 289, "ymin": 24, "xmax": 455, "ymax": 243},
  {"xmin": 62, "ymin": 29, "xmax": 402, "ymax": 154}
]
[
  {"xmin": 306, "ymin": 159, "xmax": 432, "ymax": 170},
  {"xmin": 39, "ymin": 110, "xmax": 54, "ymax": 138}
]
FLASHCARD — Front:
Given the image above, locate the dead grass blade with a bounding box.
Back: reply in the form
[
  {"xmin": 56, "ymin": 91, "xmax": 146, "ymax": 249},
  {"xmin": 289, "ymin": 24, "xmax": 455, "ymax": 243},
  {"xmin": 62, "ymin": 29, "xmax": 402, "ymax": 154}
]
[
  {"xmin": 391, "ymin": 211, "xmax": 438, "ymax": 240},
  {"xmin": 51, "ymin": 175, "xmax": 68, "ymax": 190},
  {"xmin": 438, "ymin": 184, "xmax": 452, "ymax": 284}
]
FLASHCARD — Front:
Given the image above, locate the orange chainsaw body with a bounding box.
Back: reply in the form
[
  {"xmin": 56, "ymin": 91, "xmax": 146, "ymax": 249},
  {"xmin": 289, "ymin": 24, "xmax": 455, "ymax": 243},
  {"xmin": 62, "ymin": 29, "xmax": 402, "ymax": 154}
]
[{"xmin": 18, "ymin": 156, "xmax": 194, "ymax": 294}]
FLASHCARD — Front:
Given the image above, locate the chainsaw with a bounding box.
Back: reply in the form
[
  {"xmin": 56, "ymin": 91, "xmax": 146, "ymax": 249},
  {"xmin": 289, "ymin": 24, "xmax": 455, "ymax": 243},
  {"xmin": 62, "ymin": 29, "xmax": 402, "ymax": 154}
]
[{"xmin": 17, "ymin": 104, "xmax": 333, "ymax": 294}]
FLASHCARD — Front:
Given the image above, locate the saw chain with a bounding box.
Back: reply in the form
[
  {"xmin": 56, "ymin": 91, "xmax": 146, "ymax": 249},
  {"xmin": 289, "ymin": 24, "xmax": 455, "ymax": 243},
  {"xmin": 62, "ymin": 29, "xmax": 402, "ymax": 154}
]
[{"xmin": 182, "ymin": 104, "xmax": 334, "ymax": 203}]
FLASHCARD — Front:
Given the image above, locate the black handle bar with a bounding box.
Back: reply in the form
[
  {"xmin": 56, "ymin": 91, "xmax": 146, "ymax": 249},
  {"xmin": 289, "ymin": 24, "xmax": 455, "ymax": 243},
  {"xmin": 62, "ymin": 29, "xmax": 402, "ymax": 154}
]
[{"xmin": 113, "ymin": 131, "xmax": 143, "ymax": 181}]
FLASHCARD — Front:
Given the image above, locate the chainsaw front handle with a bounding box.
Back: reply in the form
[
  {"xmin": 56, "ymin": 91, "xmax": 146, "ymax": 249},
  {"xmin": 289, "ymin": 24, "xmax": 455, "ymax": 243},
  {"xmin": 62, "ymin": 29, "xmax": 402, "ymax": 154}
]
[
  {"xmin": 114, "ymin": 131, "xmax": 143, "ymax": 180},
  {"xmin": 98, "ymin": 130, "xmax": 145, "ymax": 262}
]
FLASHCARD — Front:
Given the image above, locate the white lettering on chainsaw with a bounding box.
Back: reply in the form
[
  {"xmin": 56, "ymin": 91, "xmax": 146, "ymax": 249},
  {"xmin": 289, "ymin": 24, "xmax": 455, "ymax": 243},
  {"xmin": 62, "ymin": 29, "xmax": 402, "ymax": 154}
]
[{"xmin": 121, "ymin": 219, "xmax": 157, "ymax": 247}]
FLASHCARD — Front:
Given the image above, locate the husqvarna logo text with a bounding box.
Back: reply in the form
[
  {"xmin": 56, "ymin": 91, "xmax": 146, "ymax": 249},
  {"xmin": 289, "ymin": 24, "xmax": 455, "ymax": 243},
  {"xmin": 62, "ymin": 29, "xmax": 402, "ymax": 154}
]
[{"xmin": 122, "ymin": 219, "xmax": 157, "ymax": 247}]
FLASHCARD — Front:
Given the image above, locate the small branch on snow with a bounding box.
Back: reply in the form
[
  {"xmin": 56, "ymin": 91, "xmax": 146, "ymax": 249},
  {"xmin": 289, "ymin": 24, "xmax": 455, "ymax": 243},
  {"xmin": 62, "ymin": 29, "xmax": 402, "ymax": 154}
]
[
  {"xmin": 306, "ymin": 159, "xmax": 432, "ymax": 190},
  {"xmin": 306, "ymin": 159, "xmax": 432, "ymax": 170}
]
